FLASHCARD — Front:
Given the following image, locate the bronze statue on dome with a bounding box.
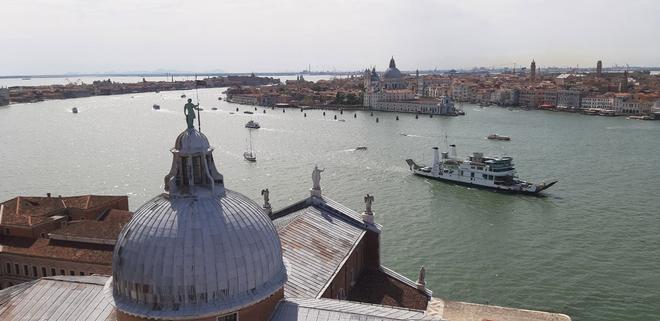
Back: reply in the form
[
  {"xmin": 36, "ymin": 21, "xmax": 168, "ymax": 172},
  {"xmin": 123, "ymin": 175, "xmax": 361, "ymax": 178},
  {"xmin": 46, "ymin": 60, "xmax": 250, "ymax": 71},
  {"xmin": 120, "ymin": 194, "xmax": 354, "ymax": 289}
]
[{"xmin": 184, "ymin": 98, "xmax": 200, "ymax": 129}]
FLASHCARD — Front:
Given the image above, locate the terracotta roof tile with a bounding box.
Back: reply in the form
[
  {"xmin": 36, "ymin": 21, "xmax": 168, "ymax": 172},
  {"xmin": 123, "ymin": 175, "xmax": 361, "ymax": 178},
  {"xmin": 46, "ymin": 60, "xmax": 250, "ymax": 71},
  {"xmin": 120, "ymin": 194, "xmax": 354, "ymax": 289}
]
[
  {"xmin": 0, "ymin": 236, "xmax": 114, "ymax": 265},
  {"xmin": 48, "ymin": 209, "xmax": 133, "ymax": 241}
]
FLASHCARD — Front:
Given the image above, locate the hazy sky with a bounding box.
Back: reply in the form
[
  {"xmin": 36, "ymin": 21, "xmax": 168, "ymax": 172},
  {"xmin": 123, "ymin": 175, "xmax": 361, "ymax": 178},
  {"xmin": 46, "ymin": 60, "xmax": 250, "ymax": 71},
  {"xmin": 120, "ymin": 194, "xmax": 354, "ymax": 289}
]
[{"xmin": 1, "ymin": 0, "xmax": 659, "ymax": 75}]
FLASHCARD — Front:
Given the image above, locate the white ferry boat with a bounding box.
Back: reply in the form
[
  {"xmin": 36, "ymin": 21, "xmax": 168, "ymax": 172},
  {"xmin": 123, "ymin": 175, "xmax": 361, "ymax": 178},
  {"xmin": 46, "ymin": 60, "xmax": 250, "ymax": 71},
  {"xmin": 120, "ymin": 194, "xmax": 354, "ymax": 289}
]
[{"xmin": 406, "ymin": 145, "xmax": 557, "ymax": 195}]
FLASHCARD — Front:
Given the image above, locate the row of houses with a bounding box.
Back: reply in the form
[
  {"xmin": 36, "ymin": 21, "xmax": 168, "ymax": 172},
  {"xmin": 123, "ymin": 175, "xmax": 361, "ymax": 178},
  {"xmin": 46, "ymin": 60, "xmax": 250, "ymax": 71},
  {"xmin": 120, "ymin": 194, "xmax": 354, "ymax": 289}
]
[
  {"xmin": 440, "ymin": 83, "xmax": 657, "ymax": 115},
  {"xmin": 0, "ymin": 88, "xmax": 9, "ymax": 106}
]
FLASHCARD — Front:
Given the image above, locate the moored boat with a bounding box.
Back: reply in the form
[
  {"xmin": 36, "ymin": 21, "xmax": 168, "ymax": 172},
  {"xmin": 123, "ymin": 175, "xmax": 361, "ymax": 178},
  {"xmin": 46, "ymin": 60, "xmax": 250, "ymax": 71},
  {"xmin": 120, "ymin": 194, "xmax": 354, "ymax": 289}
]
[
  {"xmin": 245, "ymin": 120, "xmax": 260, "ymax": 129},
  {"xmin": 152, "ymin": 104, "xmax": 160, "ymax": 110},
  {"xmin": 487, "ymin": 134, "xmax": 511, "ymax": 141},
  {"xmin": 71, "ymin": 107, "xmax": 78, "ymax": 113},
  {"xmin": 405, "ymin": 145, "xmax": 557, "ymax": 195}
]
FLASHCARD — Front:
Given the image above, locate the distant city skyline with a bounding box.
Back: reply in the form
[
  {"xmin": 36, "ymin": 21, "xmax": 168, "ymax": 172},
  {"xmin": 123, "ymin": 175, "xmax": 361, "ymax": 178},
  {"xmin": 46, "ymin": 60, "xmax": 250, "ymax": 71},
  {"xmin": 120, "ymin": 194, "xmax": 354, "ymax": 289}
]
[{"xmin": 2, "ymin": 0, "xmax": 660, "ymax": 76}]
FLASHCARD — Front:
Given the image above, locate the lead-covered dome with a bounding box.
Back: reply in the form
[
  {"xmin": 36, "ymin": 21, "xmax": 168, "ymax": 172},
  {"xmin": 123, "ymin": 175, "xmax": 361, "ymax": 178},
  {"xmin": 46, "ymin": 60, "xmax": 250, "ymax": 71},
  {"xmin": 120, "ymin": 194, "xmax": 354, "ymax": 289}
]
[
  {"xmin": 383, "ymin": 56, "xmax": 402, "ymax": 79},
  {"xmin": 111, "ymin": 127, "xmax": 287, "ymax": 319},
  {"xmin": 174, "ymin": 128, "xmax": 212, "ymax": 154},
  {"xmin": 112, "ymin": 191, "xmax": 286, "ymax": 319}
]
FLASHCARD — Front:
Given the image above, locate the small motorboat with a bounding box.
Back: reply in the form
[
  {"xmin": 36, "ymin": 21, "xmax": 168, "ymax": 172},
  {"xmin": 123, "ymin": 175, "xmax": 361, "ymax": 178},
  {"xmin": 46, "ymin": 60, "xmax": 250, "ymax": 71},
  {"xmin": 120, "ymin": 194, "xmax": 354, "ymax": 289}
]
[
  {"xmin": 211, "ymin": 107, "xmax": 218, "ymax": 110},
  {"xmin": 71, "ymin": 107, "xmax": 78, "ymax": 114},
  {"xmin": 152, "ymin": 104, "xmax": 160, "ymax": 110},
  {"xmin": 487, "ymin": 134, "xmax": 511, "ymax": 141},
  {"xmin": 243, "ymin": 151, "xmax": 256, "ymax": 162},
  {"xmin": 245, "ymin": 120, "xmax": 260, "ymax": 129},
  {"xmin": 181, "ymin": 94, "xmax": 186, "ymax": 98},
  {"xmin": 218, "ymin": 97, "xmax": 222, "ymax": 100},
  {"xmin": 243, "ymin": 111, "xmax": 254, "ymax": 114},
  {"xmin": 355, "ymin": 146, "xmax": 367, "ymax": 151}
]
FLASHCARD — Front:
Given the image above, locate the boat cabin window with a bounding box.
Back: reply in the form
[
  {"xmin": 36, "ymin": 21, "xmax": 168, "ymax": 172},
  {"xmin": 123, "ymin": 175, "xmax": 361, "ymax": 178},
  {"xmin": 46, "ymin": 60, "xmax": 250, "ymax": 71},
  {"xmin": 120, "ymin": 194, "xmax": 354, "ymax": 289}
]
[
  {"xmin": 470, "ymin": 172, "xmax": 475, "ymax": 178},
  {"xmin": 482, "ymin": 174, "xmax": 487, "ymax": 179}
]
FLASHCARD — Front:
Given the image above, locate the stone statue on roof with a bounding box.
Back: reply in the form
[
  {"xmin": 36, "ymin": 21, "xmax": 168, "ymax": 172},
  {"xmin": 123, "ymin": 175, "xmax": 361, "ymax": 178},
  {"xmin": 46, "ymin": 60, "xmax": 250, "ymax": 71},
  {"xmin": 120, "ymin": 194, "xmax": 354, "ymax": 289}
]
[
  {"xmin": 261, "ymin": 188, "xmax": 270, "ymax": 206},
  {"xmin": 417, "ymin": 266, "xmax": 426, "ymax": 287},
  {"xmin": 364, "ymin": 194, "xmax": 374, "ymax": 215},
  {"xmin": 312, "ymin": 165, "xmax": 324, "ymax": 190},
  {"xmin": 184, "ymin": 98, "xmax": 200, "ymax": 129}
]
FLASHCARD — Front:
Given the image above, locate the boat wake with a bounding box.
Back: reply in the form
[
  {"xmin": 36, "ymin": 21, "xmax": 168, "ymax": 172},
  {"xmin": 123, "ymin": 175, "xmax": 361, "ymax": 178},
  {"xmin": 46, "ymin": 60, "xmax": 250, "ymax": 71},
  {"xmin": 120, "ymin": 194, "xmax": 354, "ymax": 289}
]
[
  {"xmin": 400, "ymin": 132, "xmax": 432, "ymax": 138},
  {"xmin": 259, "ymin": 127, "xmax": 297, "ymax": 134}
]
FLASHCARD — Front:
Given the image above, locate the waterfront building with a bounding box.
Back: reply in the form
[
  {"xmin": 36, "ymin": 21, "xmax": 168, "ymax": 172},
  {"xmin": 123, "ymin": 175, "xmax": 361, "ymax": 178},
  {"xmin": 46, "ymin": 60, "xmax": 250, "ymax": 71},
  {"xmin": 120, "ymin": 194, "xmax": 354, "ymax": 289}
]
[
  {"xmin": 581, "ymin": 95, "xmax": 614, "ymax": 110},
  {"xmin": 226, "ymin": 93, "xmax": 260, "ymax": 105},
  {"xmin": 363, "ymin": 57, "xmax": 457, "ymax": 115},
  {"xmin": 0, "ymin": 194, "xmax": 130, "ymax": 289},
  {"xmin": 0, "ymin": 87, "xmax": 9, "ymax": 106},
  {"xmin": 557, "ymin": 89, "xmax": 582, "ymax": 108},
  {"xmin": 518, "ymin": 88, "xmax": 557, "ymax": 108},
  {"xmin": 613, "ymin": 93, "xmax": 653, "ymax": 115},
  {"xmin": 489, "ymin": 88, "xmax": 518, "ymax": 106}
]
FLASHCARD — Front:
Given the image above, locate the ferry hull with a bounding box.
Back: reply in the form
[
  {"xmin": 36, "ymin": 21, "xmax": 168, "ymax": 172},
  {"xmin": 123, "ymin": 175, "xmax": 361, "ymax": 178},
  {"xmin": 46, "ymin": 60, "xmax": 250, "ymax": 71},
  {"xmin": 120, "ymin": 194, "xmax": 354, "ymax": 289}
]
[{"xmin": 406, "ymin": 159, "xmax": 557, "ymax": 195}]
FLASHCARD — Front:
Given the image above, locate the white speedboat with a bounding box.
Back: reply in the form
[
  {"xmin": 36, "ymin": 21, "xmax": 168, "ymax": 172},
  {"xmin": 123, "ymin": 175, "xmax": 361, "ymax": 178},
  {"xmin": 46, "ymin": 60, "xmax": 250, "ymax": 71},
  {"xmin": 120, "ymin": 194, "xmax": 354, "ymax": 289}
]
[{"xmin": 406, "ymin": 145, "xmax": 557, "ymax": 195}]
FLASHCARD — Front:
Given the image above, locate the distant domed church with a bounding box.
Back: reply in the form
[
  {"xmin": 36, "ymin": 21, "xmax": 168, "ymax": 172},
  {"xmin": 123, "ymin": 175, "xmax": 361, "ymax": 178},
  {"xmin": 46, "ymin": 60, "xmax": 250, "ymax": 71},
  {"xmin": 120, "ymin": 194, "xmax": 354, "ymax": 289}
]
[
  {"xmin": 363, "ymin": 57, "xmax": 457, "ymax": 115},
  {"xmin": 382, "ymin": 57, "xmax": 406, "ymax": 90},
  {"xmin": 0, "ymin": 121, "xmax": 439, "ymax": 321}
]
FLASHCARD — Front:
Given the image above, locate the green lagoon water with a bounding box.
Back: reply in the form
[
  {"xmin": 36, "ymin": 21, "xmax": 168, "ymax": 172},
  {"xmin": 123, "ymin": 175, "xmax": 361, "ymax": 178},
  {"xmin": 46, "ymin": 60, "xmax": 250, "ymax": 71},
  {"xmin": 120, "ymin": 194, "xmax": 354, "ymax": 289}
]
[{"xmin": 1, "ymin": 88, "xmax": 659, "ymax": 320}]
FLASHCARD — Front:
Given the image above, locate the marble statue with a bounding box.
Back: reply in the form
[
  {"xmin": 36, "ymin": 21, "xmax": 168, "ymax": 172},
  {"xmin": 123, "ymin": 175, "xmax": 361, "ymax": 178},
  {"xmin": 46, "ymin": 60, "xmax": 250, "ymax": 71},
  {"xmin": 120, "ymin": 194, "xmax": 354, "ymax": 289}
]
[
  {"xmin": 364, "ymin": 194, "xmax": 374, "ymax": 214},
  {"xmin": 261, "ymin": 188, "xmax": 270, "ymax": 206},
  {"xmin": 184, "ymin": 98, "xmax": 200, "ymax": 129},
  {"xmin": 312, "ymin": 165, "xmax": 324, "ymax": 190},
  {"xmin": 417, "ymin": 266, "xmax": 426, "ymax": 286}
]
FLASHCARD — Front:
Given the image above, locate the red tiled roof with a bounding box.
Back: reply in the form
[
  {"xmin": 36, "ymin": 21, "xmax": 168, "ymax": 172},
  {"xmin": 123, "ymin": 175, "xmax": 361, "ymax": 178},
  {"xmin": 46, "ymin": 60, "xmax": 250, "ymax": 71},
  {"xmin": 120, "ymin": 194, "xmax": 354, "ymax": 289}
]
[
  {"xmin": 0, "ymin": 195, "xmax": 126, "ymax": 227},
  {"xmin": 48, "ymin": 209, "xmax": 133, "ymax": 241},
  {"xmin": 0, "ymin": 236, "xmax": 114, "ymax": 265}
]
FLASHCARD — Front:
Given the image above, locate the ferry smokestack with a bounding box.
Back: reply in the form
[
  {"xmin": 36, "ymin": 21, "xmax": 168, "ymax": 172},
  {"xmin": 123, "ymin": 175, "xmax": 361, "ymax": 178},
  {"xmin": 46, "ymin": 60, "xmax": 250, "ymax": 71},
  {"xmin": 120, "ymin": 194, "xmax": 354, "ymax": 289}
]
[
  {"xmin": 449, "ymin": 144, "xmax": 457, "ymax": 158},
  {"xmin": 432, "ymin": 147, "xmax": 440, "ymax": 174}
]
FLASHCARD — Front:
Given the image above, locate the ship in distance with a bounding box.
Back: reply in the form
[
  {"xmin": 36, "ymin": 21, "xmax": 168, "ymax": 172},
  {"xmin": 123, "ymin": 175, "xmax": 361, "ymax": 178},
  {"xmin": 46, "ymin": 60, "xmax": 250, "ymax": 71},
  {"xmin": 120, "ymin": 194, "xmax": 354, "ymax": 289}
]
[{"xmin": 406, "ymin": 144, "xmax": 557, "ymax": 195}]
